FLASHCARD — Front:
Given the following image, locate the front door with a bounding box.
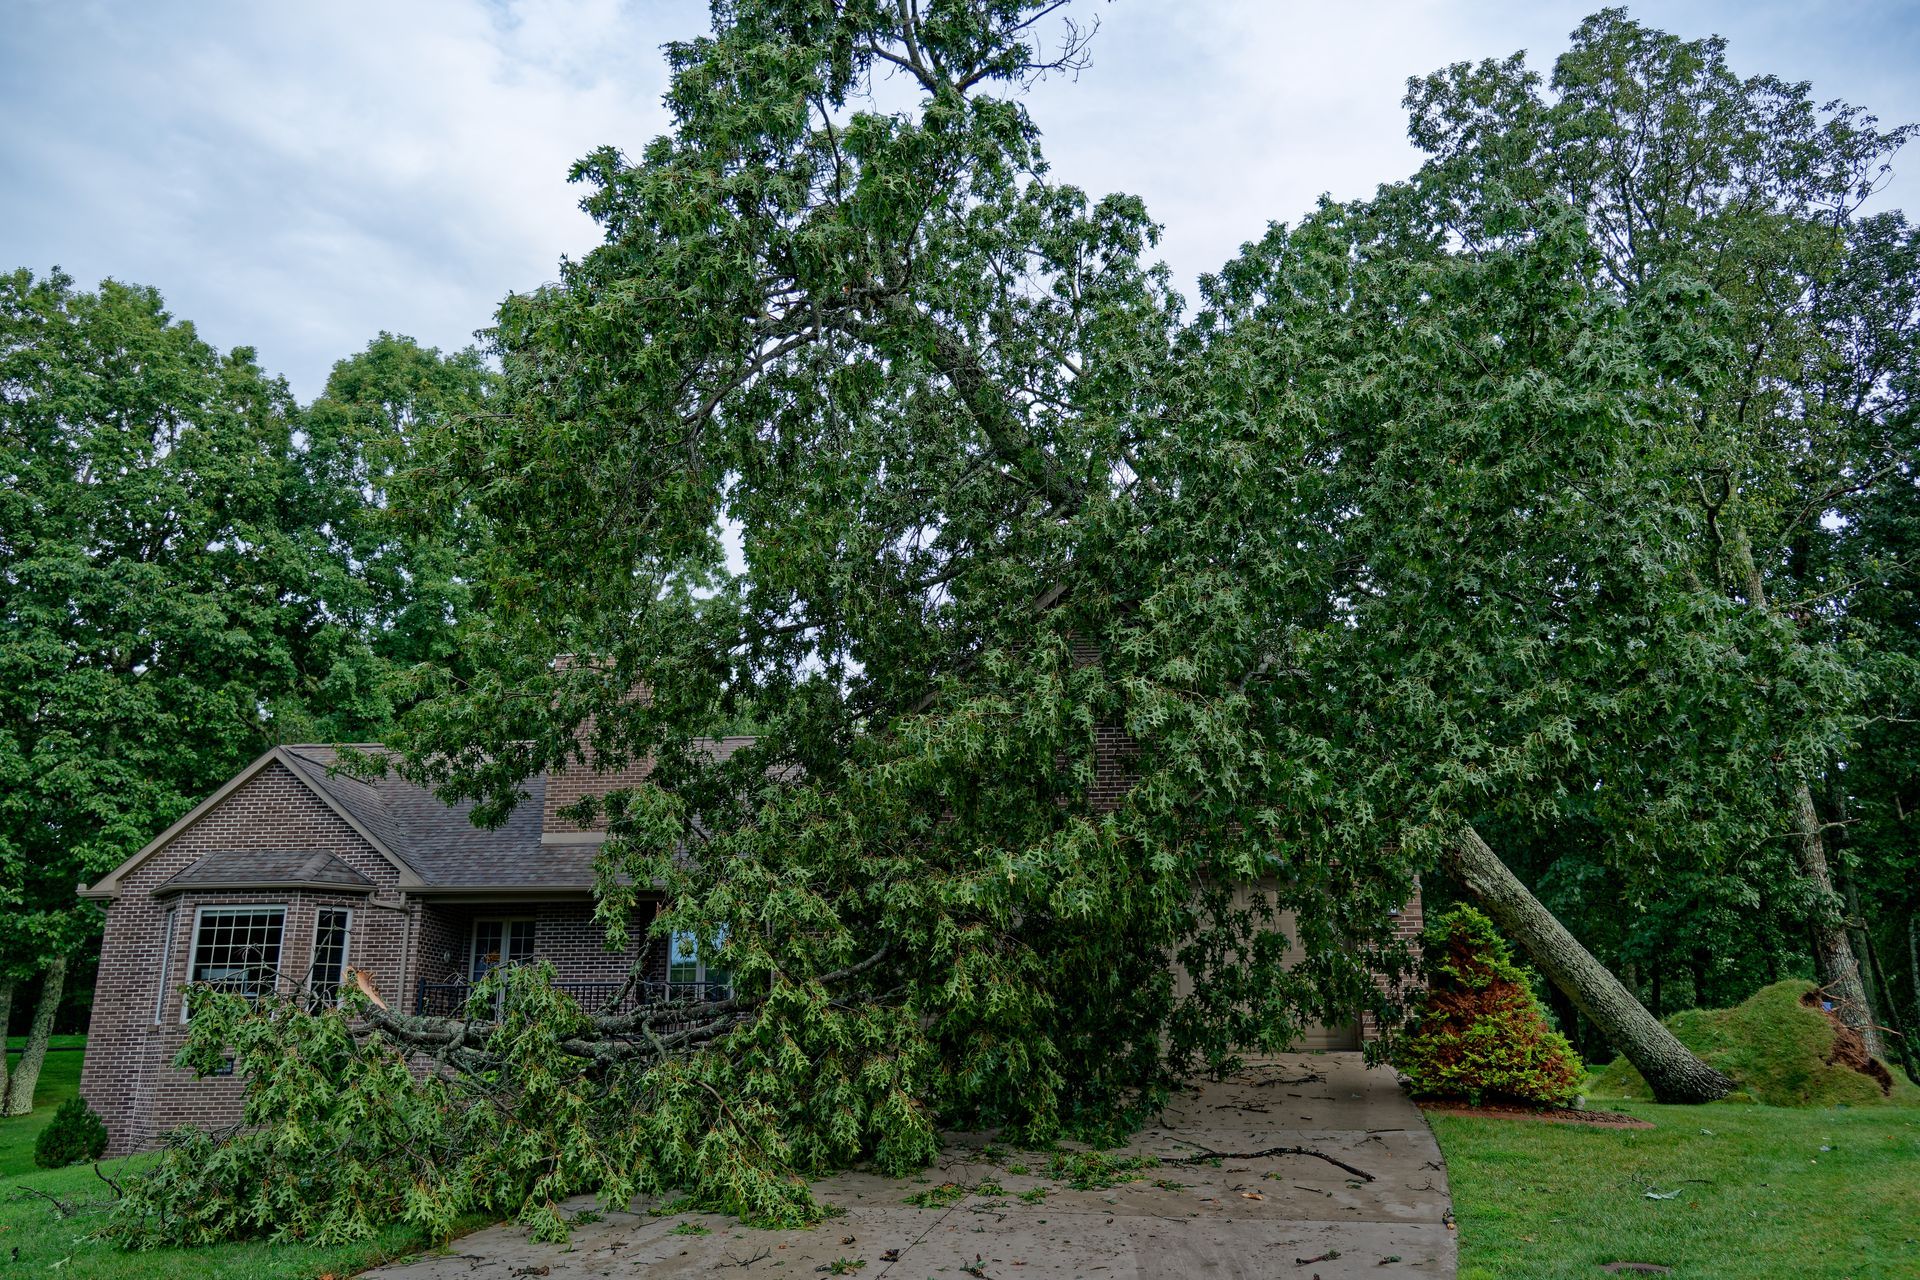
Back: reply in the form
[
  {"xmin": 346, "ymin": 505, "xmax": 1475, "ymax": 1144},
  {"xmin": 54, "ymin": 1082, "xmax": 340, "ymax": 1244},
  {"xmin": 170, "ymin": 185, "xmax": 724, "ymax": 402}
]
[{"xmin": 470, "ymin": 918, "xmax": 535, "ymax": 980}]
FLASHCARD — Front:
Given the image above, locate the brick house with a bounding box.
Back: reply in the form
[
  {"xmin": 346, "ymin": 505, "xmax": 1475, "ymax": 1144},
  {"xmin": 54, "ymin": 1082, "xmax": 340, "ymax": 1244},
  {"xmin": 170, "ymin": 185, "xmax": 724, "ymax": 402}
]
[
  {"xmin": 76, "ymin": 742, "xmax": 750, "ymax": 1155},
  {"xmin": 79, "ymin": 738, "xmax": 1417, "ymax": 1155}
]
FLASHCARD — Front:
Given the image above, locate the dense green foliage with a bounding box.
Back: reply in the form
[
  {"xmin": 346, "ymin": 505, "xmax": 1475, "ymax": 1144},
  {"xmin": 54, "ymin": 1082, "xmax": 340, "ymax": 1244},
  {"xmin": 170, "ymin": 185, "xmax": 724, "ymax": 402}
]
[
  {"xmin": 0, "ymin": 1046, "xmax": 452, "ymax": 1278},
  {"xmin": 1588, "ymin": 980, "xmax": 1916, "ymax": 1108},
  {"xmin": 31, "ymin": 1094, "xmax": 107, "ymax": 1169},
  {"xmin": 1402, "ymin": 8, "xmax": 1920, "ymax": 1058},
  {"xmin": 0, "ymin": 270, "xmax": 491, "ymax": 1110},
  {"xmin": 7, "ymin": 0, "xmax": 1913, "ymax": 1255},
  {"xmin": 388, "ymin": 0, "xmax": 1412, "ymax": 1149},
  {"xmin": 1395, "ymin": 908, "xmax": 1584, "ymax": 1107},
  {"xmin": 1434, "ymin": 1098, "xmax": 1920, "ymax": 1280},
  {"xmin": 124, "ymin": 0, "xmax": 1904, "ymax": 1239},
  {"xmin": 107, "ymin": 964, "xmax": 934, "ymax": 1246}
]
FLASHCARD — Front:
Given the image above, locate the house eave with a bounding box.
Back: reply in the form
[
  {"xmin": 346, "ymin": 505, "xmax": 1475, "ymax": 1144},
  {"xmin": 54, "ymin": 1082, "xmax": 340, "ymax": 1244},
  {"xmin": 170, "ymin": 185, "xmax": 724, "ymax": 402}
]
[
  {"xmin": 150, "ymin": 879, "xmax": 376, "ymax": 900},
  {"xmin": 402, "ymin": 882, "xmax": 665, "ymax": 902}
]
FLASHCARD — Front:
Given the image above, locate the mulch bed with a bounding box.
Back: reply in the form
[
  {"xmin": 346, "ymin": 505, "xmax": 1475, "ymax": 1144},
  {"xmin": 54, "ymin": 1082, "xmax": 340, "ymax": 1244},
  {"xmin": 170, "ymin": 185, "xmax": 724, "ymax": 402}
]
[{"xmin": 1417, "ymin": 1100, "xmax": 1652, "ymax": 1129}]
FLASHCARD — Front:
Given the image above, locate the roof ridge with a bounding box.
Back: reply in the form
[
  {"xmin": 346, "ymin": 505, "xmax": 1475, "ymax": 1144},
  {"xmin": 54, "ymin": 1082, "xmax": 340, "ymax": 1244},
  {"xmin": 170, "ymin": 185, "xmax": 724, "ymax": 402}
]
[
  {"xmin": 275, "ymin": 748, "xmax": 430, "ymax": 885},
  {"xmin": 282, "ymin": 746, "xmax": 392, "ymax": 798}
]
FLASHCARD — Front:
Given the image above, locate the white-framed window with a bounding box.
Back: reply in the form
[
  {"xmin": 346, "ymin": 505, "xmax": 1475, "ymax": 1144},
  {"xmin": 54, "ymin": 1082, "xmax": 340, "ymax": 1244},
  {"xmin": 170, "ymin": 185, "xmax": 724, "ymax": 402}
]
[
  {"xmin": 667, "ymin": 927, "xmax": 732, "ymax": 994},
  {"xmin": 154, "ymin": 905, "xmax": 179, "ymax": 1024},
  {"xmin": 185, "ymin": 905, "xmax": 286, "ymax": 1020},
  {"xmin": 469, "ymin": 918, "xmax": 535, "ymax": 980},
  {"xmin": 305, "ymin": 907, "xmax": 353, "ymax": 1006}
]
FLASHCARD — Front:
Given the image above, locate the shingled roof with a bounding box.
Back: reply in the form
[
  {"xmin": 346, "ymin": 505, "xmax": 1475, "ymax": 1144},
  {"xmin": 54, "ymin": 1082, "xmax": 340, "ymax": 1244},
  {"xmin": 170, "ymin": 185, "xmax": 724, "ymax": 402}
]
[
  {"xmin": 279, "ymin": 745, "xmax": 592, "ymax": 890},
  {"xmin": 83, "ymin": 739, "xmax": 763, "ymax": 900},
  {"xmin": 152, "ymin": 848, "xmax": 374, "ymax": 897}
]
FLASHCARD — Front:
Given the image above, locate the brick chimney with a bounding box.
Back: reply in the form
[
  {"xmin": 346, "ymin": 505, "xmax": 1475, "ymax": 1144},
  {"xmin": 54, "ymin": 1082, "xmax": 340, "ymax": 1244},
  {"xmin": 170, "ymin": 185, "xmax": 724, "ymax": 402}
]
[{"xmin": 540, "ymin": 657, "xmax": 655, "ymax": 845}]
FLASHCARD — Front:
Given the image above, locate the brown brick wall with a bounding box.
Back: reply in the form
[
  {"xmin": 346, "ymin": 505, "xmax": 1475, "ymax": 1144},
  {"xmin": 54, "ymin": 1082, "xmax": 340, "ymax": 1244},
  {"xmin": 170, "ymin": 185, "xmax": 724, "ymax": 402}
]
[
  {"xmin": 541, "ymin": 746, "xmax": 657, "ymax": 837},
  {"xmin": 410, "ymin": 900, "xmax": 665, "ymax": 994},
  {"xmin": 81, "ymin": 759, "xmax": 408, "ymax": 1155},
  {"xmin": 1360, "ymin": 878, "xmax": 1425, "ymax": 1044}
]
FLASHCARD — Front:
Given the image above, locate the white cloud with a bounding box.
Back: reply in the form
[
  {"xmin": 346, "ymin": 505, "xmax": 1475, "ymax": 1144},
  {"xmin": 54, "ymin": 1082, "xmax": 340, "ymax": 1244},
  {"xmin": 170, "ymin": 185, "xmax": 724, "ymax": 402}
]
[{"xmin": 3, "ymin": 0, "xmax": 1914, "ymax": 397}]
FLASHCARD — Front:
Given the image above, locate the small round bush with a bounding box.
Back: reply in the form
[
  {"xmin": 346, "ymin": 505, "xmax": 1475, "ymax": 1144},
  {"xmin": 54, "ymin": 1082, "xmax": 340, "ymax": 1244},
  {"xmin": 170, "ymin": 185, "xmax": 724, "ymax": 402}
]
[
  {"xmin": 1393, "ymin": 905, "xmax": 1583, "ymax": 1107},
  {"xmin": 33, "ymin": 1095, "xmax": 110, "ymax": 1169}
]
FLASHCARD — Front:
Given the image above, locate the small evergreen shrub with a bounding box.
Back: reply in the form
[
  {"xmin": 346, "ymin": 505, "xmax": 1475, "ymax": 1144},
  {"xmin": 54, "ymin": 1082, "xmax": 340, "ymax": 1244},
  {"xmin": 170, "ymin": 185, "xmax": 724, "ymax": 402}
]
[
  {"xmin": 33, "ymin": 1096, "xmax": 110, "ymax": 1169},
  {"xmin": 1392, "ymin": 906, "xmax": 1583, "ymax": 1107}
]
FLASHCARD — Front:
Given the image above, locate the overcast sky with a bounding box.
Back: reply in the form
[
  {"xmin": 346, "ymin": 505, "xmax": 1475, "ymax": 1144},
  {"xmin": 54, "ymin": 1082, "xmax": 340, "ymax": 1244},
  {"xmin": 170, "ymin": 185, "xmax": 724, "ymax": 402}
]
[{"xmin": 6, "ymin": 0, "xmax": 1918, "ymax": 400}]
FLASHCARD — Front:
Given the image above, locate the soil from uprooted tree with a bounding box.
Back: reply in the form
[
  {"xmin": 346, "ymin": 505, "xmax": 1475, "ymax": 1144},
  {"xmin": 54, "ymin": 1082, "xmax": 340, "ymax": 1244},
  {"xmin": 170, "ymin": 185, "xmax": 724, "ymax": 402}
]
[
  {"xmin": 1417, "ymin": 1100, "xmax": 1652, "ymax": 1129},
  {"xmin": 1800, "ymin": 987, "xmax": 1894, "ymax": 1095}
]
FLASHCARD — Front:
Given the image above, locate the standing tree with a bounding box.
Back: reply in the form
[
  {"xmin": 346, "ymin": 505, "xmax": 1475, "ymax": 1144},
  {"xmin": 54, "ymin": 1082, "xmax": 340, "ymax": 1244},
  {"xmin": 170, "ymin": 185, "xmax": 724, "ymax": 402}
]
[
  {"xmin": 0, "ymin": 274, "xmax": 480, "ymax": 1113},
  {"xmin": 0, "ymin": 270, "xmax": 320, "ymax": 1112},
  {"xmin": 1402, "ymin": 6, "xmax": 1916, "ymax": 1056}
]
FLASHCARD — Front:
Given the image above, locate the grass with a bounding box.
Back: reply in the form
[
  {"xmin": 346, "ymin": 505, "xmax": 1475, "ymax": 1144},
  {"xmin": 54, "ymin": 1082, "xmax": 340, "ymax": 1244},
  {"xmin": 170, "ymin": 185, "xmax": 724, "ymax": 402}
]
[
  {"xmin": 1, "ymin": 1040, "xmax": 86, "ymax": 1178},
  {"xmin": 1432, "ymin": 1096, "xmax": 1920, "ymax": 1279},
  {"xmin": 0, "ymin": 1040, "xmax": 455, "ymax": 1279},
  {"xmin": 5, "ymin": 1035, "xmax": 88, "ymax": 1053}
]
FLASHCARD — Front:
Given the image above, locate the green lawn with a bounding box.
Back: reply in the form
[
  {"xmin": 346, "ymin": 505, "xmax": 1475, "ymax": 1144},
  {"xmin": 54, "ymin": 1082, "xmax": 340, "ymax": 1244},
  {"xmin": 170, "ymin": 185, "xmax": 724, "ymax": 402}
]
[
  {"xmin": 1, "ymin": 1040, "xmax": 87, "ymax": 1177},
  {"xmin": 0, "ymin": 1040, "xmax": 455, "ymax": 1279},
  {"xmin": 1432, "ymin": 1096, "xmax": 1920, "ymax": 1279}
]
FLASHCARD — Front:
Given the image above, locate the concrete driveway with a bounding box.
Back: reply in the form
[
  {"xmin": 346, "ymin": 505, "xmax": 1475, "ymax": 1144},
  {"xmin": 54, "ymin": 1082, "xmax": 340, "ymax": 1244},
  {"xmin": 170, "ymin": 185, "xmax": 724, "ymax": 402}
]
[{"xmin": 368, "ymin": 1052, "xmax": 1454, "ymax": 1279}]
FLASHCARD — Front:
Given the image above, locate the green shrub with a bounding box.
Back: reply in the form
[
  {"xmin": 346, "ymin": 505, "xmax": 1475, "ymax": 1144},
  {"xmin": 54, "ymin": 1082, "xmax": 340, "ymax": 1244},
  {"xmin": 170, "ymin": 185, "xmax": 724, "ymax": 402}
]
[
  {"xmin": 33, "ymin": 1096, "xmax": 109, "ymax": 1169},
  {"xmin": 1392, "ymin": 906, "xmax": 1583, "ymax": 1107}
]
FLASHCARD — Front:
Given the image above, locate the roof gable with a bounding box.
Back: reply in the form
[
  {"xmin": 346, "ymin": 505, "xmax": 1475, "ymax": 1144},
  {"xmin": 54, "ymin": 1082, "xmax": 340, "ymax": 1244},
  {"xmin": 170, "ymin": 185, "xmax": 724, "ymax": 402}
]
[
  {"xmin": 82, "ymin": 738, "xmax": 758, "ymax": 899},
  {"xmin": 153, "ymin": 849, "xmax": 375, "ymax": 897},
  {"xmin": 80, "ymin": 747, "xmax": 425, "ymax": 899}
]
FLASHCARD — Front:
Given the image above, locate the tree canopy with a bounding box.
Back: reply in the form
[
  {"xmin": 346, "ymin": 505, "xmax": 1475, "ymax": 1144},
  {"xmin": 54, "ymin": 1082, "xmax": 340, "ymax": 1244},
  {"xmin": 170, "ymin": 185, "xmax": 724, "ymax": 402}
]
[{"xmin": 0, "ymin": 271, "xmax": 490, "ymax": 1111}]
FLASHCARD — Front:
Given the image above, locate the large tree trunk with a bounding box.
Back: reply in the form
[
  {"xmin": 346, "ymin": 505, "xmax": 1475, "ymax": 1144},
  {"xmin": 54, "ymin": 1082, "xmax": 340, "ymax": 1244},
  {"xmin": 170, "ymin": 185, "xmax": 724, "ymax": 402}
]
[
  {"xmin": 4, "ymin": 954, "xmax": 68, "ymax": 1117},
  {"xmin": 1731, "ymin": 529, "xmax": 1883, "ymax": 1057},
  {"xmin": 1442, "ymin": 826, "xmax": 1734, "ymax": 1104},
  {"xmin": 0, "ymin": 980, "xmax": 13, "ymax": 1105},
  {"xmin": 1790, "ymin": 782, "xmax": 1884, "ymax": 1058}
]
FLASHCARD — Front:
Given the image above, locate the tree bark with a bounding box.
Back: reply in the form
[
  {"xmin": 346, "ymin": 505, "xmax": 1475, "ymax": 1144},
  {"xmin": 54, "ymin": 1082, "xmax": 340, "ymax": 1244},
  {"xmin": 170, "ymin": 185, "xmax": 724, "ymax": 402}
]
[
  {"xmin": 1441, "ymin": 826, "xmax": 1734, "ymax": 1104},
  {"xmin": 0, "ymin": 980, "xmax": 13, "ymax": 1105},
  {"xmin": 1857, "ymin": 909, "xmax": 1919, "ymax": 1086},
  {"xmin": 1730, "ymin": 527, "xmax": 1883, "ymax": 1057},
  {"xmin": 1790, "ymin": 782, "xmax": 1884, "ymax": 1058},
  {"xmin": 1910, "ymin": 914, "xmax": 1919, "ymax": 1029},
  {"xmin": 4, "ymin": 954, "xmax": 68, "ymax": 1117}
]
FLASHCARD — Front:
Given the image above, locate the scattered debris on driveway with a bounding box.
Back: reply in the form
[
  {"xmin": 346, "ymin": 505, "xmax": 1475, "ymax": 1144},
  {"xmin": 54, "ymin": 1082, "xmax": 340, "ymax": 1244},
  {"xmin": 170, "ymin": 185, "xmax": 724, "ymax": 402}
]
[{"xmin": 367, "ymin": 1052, "xmax": 1455, "ymax": 1279}]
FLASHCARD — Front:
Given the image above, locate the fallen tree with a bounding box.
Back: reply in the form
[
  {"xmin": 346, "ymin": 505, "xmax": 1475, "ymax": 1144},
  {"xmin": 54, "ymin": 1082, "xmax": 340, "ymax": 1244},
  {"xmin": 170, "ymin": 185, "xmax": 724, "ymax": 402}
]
[
  {"xmin": 102, "ymin": 0, "xmax": 1903, "ymax": 1251},
  {"xmin": 108, "ymin": 959, "xmax": 933, "ymax": 1246}
]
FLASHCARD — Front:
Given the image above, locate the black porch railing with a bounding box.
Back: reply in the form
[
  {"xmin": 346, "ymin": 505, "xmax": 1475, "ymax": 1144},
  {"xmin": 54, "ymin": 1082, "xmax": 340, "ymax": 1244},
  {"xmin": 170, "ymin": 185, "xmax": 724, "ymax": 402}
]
[{"xmin": 413, "ymin": 977, "xmax": 732, "ymax": 1020}]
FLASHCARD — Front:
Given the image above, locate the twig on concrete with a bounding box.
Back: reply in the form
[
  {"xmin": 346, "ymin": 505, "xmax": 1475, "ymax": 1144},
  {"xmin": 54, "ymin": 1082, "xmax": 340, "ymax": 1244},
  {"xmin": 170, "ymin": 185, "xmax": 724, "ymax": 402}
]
[{"xmin": 1161, "ymin": 1145, "xmax": 1376, "ymax": 1183}]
